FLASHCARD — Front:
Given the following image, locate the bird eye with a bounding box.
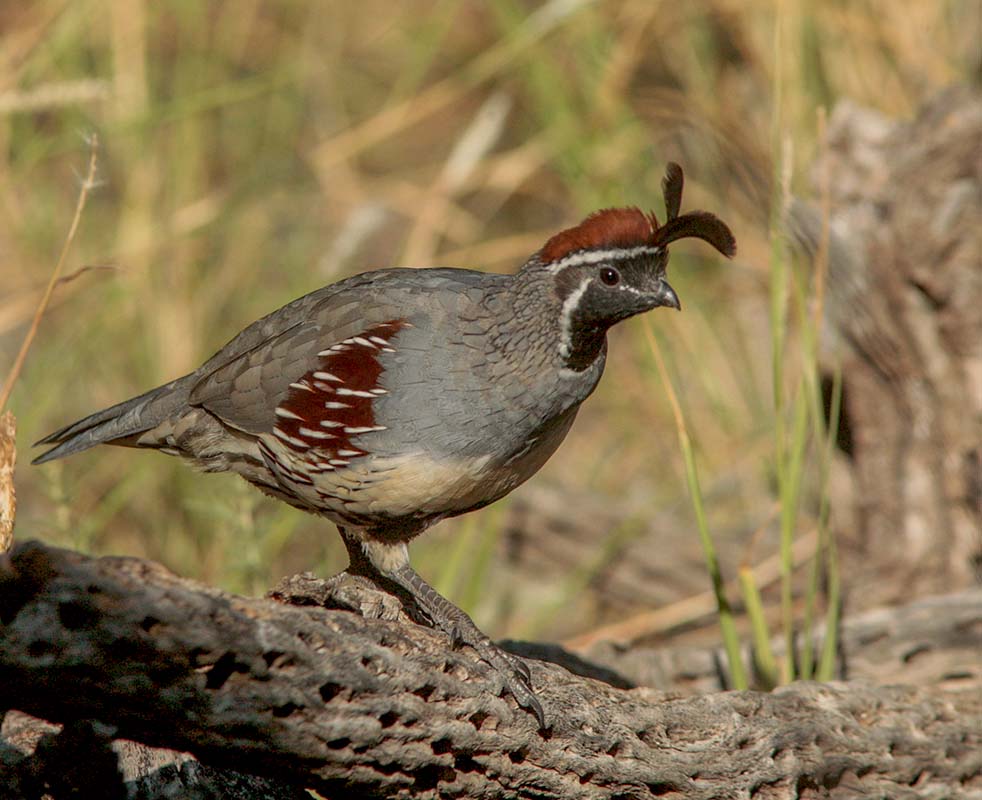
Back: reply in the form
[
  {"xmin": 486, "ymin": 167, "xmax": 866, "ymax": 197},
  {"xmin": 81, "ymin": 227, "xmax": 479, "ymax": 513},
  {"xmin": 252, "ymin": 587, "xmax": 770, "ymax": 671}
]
[{"xmin": 600, "ymin": 267, "xmax": 621, "ymax": 286}]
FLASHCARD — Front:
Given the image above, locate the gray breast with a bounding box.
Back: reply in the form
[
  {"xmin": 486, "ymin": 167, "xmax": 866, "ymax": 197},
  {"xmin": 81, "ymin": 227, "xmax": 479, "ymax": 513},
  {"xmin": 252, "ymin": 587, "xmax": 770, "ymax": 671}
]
[{"xmin": 366, "ymin": 291, "xmax": 603, "ymax": 468}]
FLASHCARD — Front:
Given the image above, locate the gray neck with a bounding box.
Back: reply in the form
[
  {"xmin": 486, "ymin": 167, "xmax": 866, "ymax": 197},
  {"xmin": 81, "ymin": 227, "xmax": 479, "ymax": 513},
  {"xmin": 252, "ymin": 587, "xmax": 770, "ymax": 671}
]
[
  {"xmin": 492, "ymin": 258, "xmax": 607, "ymax": 391},
  {"xmin": 512, "ymin": 257, "xmax": 608, "ymax": 373}
]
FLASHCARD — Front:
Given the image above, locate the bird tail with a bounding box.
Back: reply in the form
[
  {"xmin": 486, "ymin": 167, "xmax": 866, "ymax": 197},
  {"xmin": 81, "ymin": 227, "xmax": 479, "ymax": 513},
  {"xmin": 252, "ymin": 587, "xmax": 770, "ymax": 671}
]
[{"xmin": 32, "ymin": 375, "xmax": 195, "ymax": 465}]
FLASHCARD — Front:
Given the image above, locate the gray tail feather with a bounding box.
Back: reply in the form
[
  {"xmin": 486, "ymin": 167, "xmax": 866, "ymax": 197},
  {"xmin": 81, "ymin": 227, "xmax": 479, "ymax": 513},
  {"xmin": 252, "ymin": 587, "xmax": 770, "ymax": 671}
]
[{"xmin": 32, "ymin": 375, "xmax": 195, "ymax": 465}]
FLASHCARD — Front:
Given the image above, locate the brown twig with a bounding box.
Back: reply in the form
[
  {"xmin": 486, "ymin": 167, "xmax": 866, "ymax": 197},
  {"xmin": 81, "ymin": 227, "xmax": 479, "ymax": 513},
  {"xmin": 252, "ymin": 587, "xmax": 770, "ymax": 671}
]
[{"xmin": 0, "ymin": 135, "xmax": 100, "ymax": 412}]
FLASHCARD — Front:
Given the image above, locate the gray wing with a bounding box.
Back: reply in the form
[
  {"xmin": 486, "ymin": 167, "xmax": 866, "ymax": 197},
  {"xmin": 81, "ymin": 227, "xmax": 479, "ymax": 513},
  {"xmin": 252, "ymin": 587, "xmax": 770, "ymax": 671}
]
[
  {"xmin": 186, "ymin": 268, "xmax": 488, "ymax": 435},
  {"xmin": 189, "ymin": 291, "xmax": 403, "ymax": 434}
]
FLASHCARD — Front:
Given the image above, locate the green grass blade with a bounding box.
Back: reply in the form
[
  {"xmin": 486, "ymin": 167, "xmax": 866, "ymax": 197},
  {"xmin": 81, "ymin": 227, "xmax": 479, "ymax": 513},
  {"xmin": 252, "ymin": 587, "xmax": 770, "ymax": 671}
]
[
  {"xmin": 738, "ymin": 565, "xmax": 778, "ymax": 689},
  {"xmin": 644, "ymin": 319, "xmax": 747, "ymax": 690}
]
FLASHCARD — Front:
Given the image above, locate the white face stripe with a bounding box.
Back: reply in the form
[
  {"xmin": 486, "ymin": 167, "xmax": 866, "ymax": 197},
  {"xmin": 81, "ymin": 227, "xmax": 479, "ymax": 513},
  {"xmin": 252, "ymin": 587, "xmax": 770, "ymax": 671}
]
[
  {"xmin": 546, "ymin": 244, "xmax": 662, "ymax": 274},
  {"xmin": 558, "ymin": 276, "xmax": 594, "ymax": 358}
]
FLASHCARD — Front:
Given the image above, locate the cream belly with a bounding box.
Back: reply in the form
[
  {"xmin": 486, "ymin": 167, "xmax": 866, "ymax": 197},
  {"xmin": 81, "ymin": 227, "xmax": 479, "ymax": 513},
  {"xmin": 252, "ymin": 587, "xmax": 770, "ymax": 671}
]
[{"xmin": 258, "ymin": 403, "xmax": 580, "ymax": 534}]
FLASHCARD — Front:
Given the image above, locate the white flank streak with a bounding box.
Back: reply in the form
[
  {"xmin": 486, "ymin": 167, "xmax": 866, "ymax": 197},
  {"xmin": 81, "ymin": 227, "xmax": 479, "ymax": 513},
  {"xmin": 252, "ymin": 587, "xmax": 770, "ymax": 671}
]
[
  {"xmin": 313, "ymin": 462, "xmax": 335, "ymax": 471},
  {"xmin": 298, "ymin": 427, "xmax": 335, "ymax": 439},
  {"xmin": 381, "ymin": 347, "xmax": 396, "ymax": 352},
  {"xmin": 289, "ymin": 381, "xmax": 314, "ymax": 392},
  {"xmin": 272, "ymin": 428, "xmax": 309, "ymax": 448},
  {"xmin": 320, "ymin": 420, "xmax": 344, "ymax": 428},
  {"xmin": 324, "ymin": 401, "xmax": 351, "ymax": 409},
  {"xmin": 274, "ymin": 407, "xmax": 304, "ymax": 420},
  {"xmin": 370, "ymin": 388, "xmax": 388, "ymax": 395},
  {"xmin": 330, "ymin": 344, "xmax": 347, "ymax": 351},
  {"xmin": 337, "ymin": 449, "xmax": 362, "ymax": 457},
  {"xmin": 369, "ymin": 336, "xmax": 389, "ymax": 346},
  {"xmin": 558, "ymin": 276, "xmax": 593, "ymax": 358},
  {"xmin": 317, "ymin": 349, "xmax": 335, "ymax": 357},
  {"xmin": 313, "ymin": 371, "xmax": 343, "ymax": 382},
  {"xmin": 344, "ymin": 426, "xmax": 384, "ymax": 434},
  {"xmin": 336, "ymin": 388, "xmax": 376, "ymax": 398},
  {"xmin": 546, "ymin": 244, "xmax": 662, "ymax": 274},
  {"xmin": 352, "ymin": 336, "xmax": 375, "ymax": 347},
  {"xmin": 312, "ymin": 382, "xmax": 335, "ymax": 392},
  {"xmin": 329, "ymin": 458, "xmax": 350, "ymax": 466}
]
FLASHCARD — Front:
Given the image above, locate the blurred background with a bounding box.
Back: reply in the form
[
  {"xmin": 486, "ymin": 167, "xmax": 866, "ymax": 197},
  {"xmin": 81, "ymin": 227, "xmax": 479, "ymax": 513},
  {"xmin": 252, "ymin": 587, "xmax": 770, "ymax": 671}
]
[{"xmin": 2, "ymin": 1, "xmax": 978, "ymax": 651}]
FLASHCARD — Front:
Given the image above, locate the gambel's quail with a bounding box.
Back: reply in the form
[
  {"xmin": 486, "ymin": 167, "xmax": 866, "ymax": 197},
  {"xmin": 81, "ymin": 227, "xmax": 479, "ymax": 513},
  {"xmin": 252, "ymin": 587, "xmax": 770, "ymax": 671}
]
[{"xmin": 35, "ymin": 162, "xmax": 735, "ymax": 726}]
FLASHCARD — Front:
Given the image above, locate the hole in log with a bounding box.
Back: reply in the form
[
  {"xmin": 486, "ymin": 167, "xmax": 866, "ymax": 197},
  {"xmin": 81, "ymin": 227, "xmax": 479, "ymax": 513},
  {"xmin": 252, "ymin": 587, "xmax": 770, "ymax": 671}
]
[
  {"xmin": 412, "ymin": 684, "xmax": 435, "ymax": 701},
  {"xmin": 468, "ymin": 711, "xmax": 489, "ymax": 730},
  {"xmin": 646, "ymin": 780, "xmax": 681, "ymax": 795},
  {"xmin": 432, "ymin": 738, "xmax": 452, "ymax": 755},
  {"xmin": 58, "ymin": 600, "xmax": 96, "ymax": 630},
  {"xmin": 319, "ymin": 682, "xmax": 342, "ymax": 703},
  {"xmin": 413, "ymin": 764, "xmax": 455, "ymax": 791},
  {"xmin": 453, "ymin": 753, "xmax": 480, "ymax": 773},
  {"xmin": 273, "ymin": 702, "xmax": 301, "ymax": 718},
  {"xmin": 140, "ymin": 615, "xmax": 161, "ymax": 633},
  {"xmin": 262, "ymin": 650, "xmax": 294, "ymax": 669},
  {"xmin": 27, "ymin": 640, "xmax": 53, "ymax": 658},
  {"xmin": 379, "ymin": 711, "xmax": 398, "ymax": 728},
  {"xmin": 205, "ymin": 651, "xmax": 247, "ymax": 690}
]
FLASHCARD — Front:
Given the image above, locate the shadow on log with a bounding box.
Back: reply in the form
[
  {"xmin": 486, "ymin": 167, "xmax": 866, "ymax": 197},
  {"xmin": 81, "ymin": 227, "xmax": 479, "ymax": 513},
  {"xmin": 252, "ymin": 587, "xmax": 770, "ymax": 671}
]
[{"xmin": 1, "ymin": 541, "xmax": 980, "ymax": 798}]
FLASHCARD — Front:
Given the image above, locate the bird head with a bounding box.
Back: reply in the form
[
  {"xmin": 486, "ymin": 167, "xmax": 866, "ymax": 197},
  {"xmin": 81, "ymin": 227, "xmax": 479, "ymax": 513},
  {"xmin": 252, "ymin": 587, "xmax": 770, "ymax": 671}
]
[{"xmin": 532, "ymin": 163, "xmax": 736, "ymax": 369}]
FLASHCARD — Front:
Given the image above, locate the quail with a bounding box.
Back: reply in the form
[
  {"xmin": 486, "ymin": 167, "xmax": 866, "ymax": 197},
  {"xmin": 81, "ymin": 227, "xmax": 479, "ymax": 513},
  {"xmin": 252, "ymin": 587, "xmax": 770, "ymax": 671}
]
[{"xmin": 34, "ymin": 162, "xmax": 735, "ymax": 727}]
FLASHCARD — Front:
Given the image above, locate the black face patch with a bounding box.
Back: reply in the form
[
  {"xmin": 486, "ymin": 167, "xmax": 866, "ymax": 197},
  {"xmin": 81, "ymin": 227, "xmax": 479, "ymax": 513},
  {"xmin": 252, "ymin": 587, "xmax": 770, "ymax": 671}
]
[{"xmin": 555, "ymin": 252, "xmax": 672, "ymax": 371}]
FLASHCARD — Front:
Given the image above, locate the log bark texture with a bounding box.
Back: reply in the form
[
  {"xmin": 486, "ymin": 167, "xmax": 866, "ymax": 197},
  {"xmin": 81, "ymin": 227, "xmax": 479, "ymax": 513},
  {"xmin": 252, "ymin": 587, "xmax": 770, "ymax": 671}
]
[
  {"xmin": 579, "ymin": 587, "xmax": 982, "ymax": 697},
  {"xmin": 1, "ymin": 541, "xmax": 980, "ymax": 799},
  {"xmin": 797, "ymin": 87, "xmax": 982, "ymax": 606}
]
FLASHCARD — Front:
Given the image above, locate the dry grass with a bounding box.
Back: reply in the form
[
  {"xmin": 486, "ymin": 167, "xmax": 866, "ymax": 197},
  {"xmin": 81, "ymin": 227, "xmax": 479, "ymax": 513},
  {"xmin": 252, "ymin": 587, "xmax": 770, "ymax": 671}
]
[{"xmin": 3, "ymin": 0, "xmax": 974, "ymax": 639}]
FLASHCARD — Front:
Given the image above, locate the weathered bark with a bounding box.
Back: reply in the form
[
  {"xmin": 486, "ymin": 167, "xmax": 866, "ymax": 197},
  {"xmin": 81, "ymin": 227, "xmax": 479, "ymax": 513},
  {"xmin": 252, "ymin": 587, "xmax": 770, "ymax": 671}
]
[
  {"xmin": 577, "ymin": 587, "xmax": 982, "ymax": 696},
  {"xmin": 1, "ymin": 541, "xmax": 980, "ymax": 799},
  {"xmin": 793, "ymin": 87, "xmax": 982, "ymax": 607}
]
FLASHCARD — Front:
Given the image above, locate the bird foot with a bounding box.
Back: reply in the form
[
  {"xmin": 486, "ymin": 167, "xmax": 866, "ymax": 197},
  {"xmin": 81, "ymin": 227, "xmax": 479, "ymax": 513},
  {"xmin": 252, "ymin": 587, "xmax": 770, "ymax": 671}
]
[{"xmin": 390, "ymin": 565, "xmax": 546, "ymax": 729}]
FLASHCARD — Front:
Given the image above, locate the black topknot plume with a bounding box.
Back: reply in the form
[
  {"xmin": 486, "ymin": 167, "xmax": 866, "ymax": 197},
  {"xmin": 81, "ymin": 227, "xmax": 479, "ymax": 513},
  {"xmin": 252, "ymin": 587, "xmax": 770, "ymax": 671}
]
[{"xmin": 654, "ymin": 162, "xmax": 736, "ymax": 258}]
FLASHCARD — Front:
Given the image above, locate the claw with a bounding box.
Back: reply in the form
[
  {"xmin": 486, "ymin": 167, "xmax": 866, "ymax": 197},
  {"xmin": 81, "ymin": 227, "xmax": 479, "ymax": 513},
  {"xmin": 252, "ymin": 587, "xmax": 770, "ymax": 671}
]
[
  {"xmin": 460, "ymin": 636, "xmax": 545, "ymax": 728},
  {"xmin": 526, "ymin": 692, "xmax": 546, "ymax": 730},
  {"xmin": 381, "ymin": 562, "xmax": 549, "ymax": 728},
  {"xmin": 512, "ymin": 655, "xmax": 532, "ymax": 685}
]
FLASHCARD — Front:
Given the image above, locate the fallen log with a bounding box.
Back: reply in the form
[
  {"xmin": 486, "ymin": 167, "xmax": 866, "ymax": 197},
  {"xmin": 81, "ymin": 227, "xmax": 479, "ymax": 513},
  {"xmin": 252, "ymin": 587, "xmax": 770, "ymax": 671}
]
[{"xmin": 1, "ymin": 541, "xmax": 979, "ymax": 799}]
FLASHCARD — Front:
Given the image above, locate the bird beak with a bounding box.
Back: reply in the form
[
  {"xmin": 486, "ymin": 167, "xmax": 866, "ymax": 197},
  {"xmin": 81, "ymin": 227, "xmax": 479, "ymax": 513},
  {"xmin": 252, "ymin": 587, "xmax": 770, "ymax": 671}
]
[{"xmin": 653, "ymin": 278, "xmax": 681, "ymax": 311}]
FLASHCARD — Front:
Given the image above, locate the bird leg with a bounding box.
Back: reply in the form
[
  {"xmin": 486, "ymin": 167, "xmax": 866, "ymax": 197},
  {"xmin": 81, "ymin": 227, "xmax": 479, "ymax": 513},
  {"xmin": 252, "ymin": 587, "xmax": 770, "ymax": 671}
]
[{"xmin": 340, "ymin": 529, "xmax": 545, "ymax": 728}]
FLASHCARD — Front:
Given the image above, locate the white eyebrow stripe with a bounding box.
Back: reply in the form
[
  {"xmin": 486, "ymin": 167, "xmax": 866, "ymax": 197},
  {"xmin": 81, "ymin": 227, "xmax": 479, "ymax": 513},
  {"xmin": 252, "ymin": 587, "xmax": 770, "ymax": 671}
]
[{"xmin": 546, "ymin": 244, "xmax": 662, "ymax": 274}]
